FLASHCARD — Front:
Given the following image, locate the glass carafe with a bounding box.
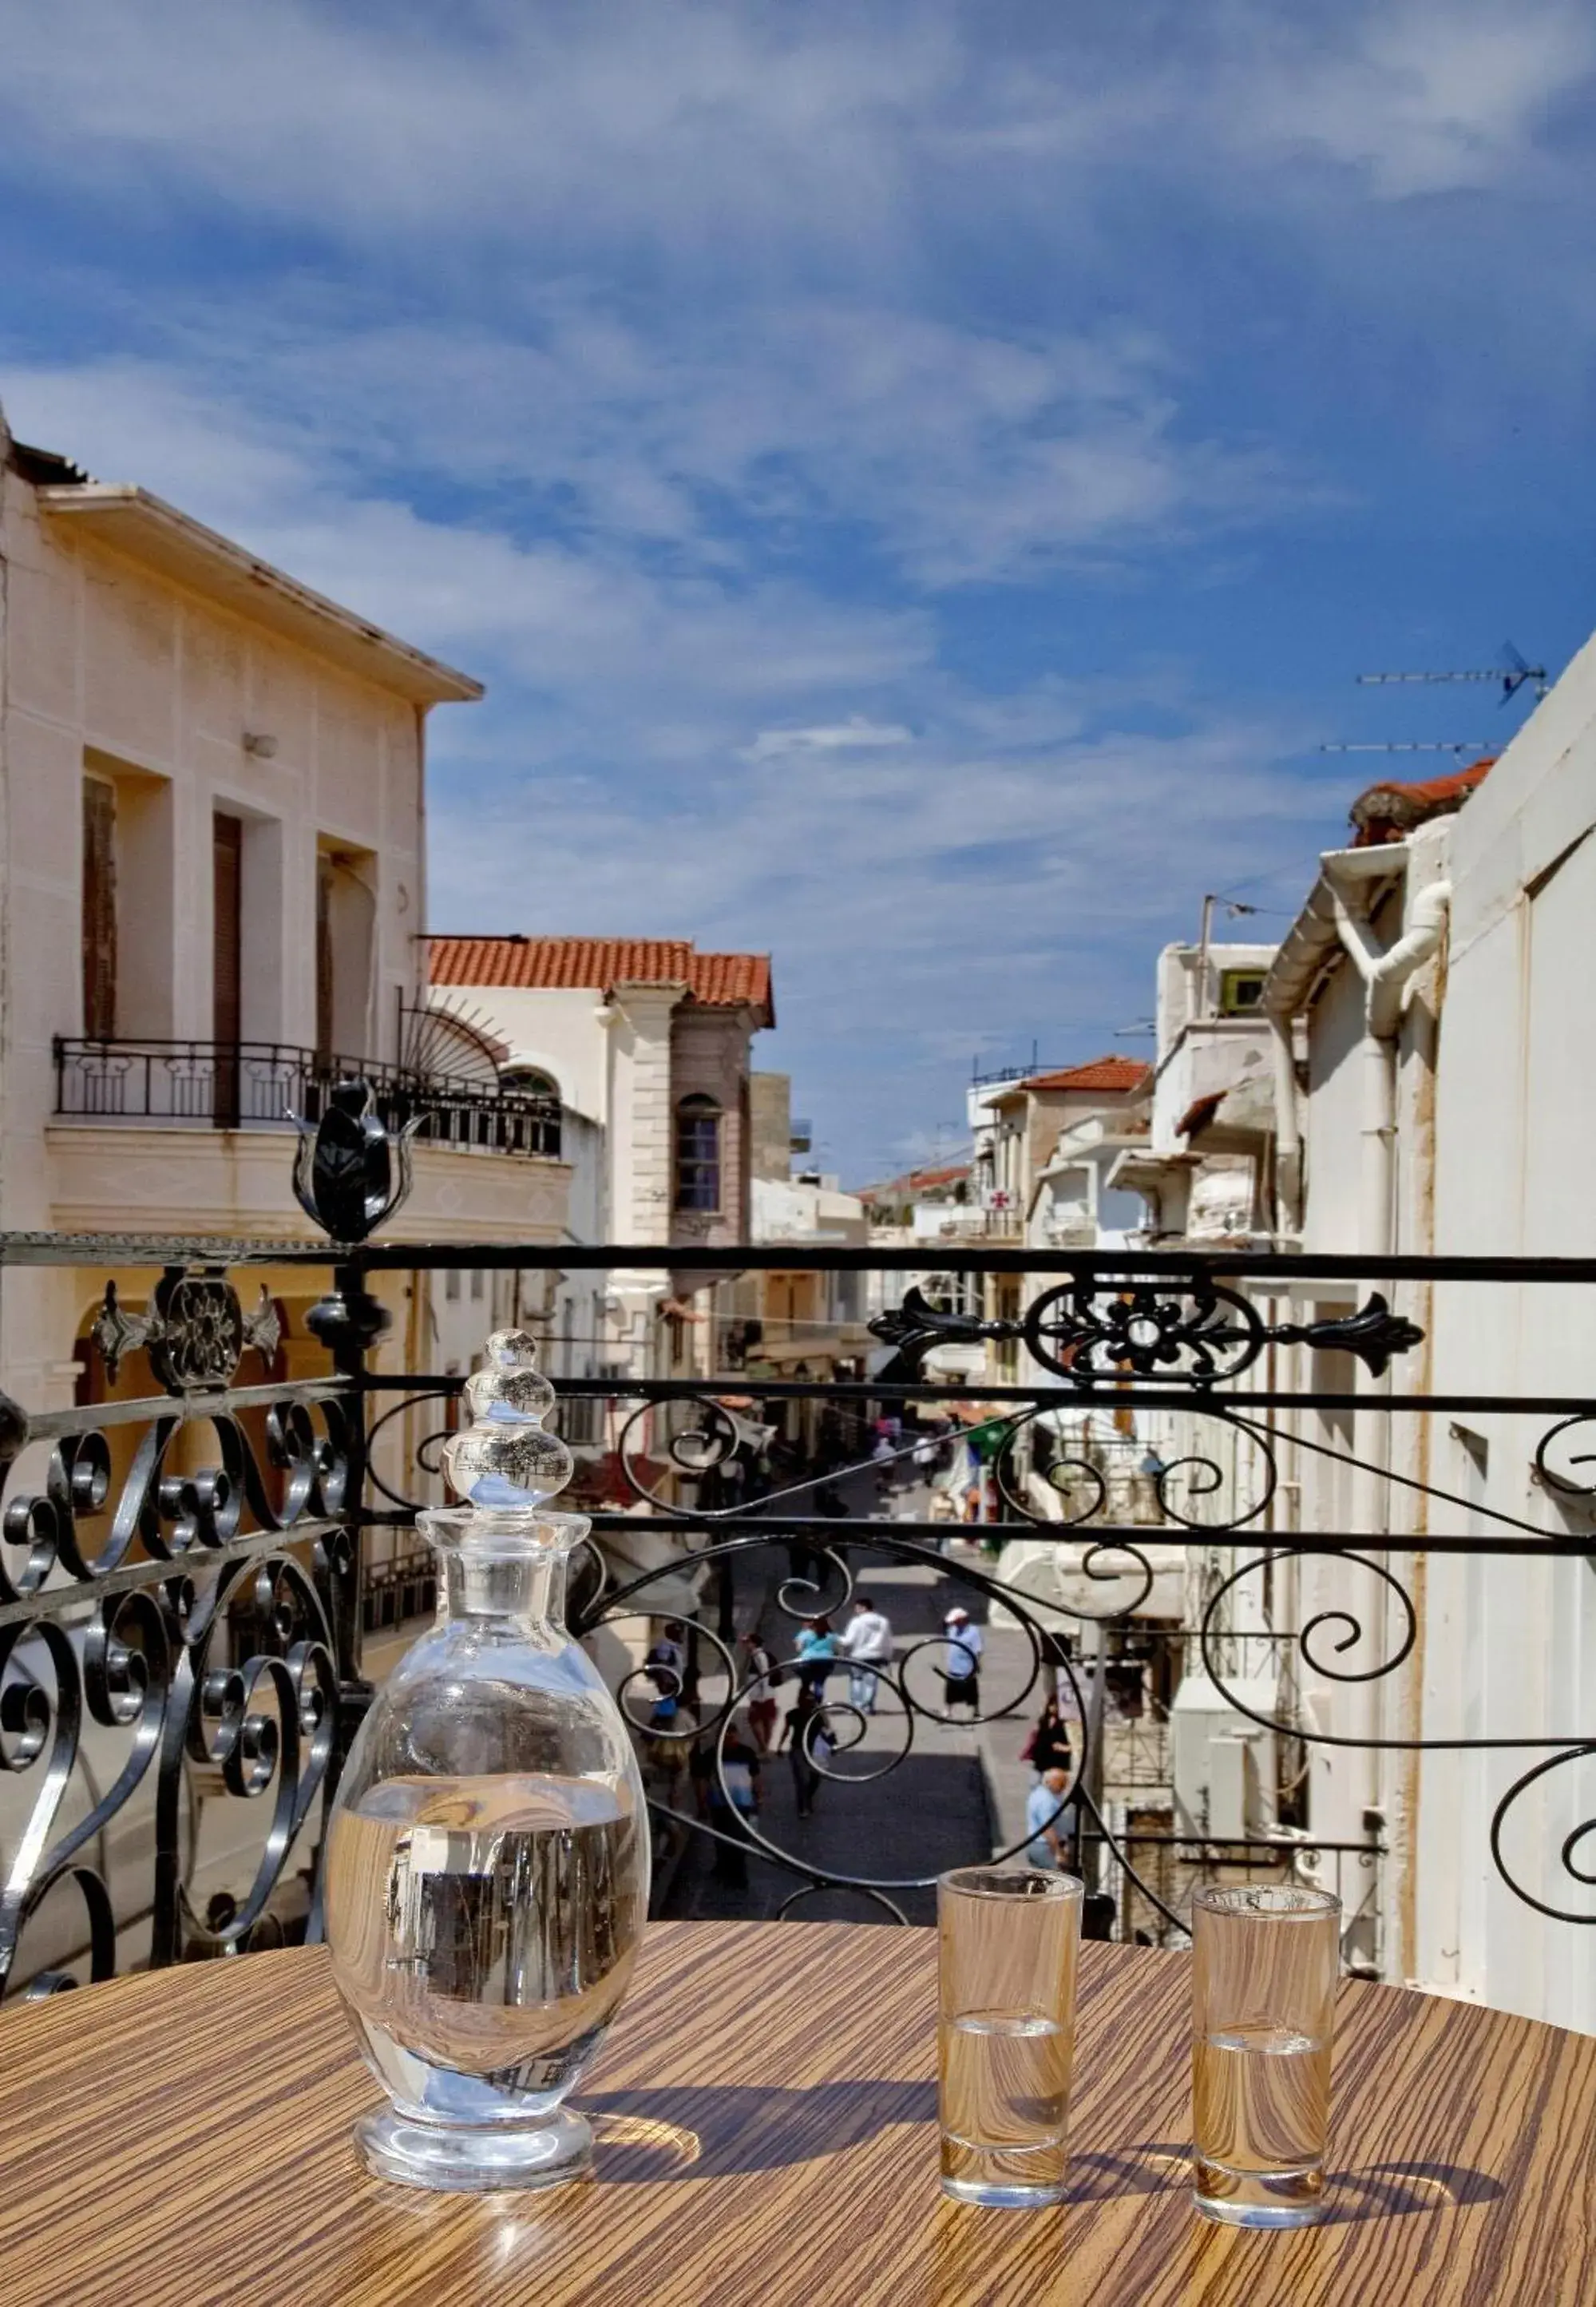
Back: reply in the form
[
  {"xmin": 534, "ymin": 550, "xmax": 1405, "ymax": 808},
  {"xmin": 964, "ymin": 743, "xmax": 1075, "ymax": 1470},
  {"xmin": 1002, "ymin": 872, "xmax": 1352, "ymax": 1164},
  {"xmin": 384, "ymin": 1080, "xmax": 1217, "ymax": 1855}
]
[{"xmin": 325, "ymin": 1330, "xmax": 650, "ymax": 2191}]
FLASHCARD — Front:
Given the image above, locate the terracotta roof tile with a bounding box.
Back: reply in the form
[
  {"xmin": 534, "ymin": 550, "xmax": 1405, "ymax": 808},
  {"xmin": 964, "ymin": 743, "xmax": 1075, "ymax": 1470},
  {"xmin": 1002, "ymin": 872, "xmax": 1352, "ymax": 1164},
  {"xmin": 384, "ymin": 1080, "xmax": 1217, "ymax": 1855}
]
[
  {"xmin": 426, "ymin": 937, "xmax": 773, "ymax": 1021},
  {"xmin": 861, "ymin": 1161, "xmax": 971, "ymax": 1201},
  {"xmin": 1349, "ymin": 758, "xmax": 1493, "ymax": 846},
  {"xmin": 1177, "ymin": 1089, "xmax": 1226, "ymax": 1138},
  {"xmin": 1017, "ymin": 1056, "xmax": 1152, "ymax": 1095},
  {"xmin": 908, "ymin": 1163, "xmax": 971, "ymax": 1189}
]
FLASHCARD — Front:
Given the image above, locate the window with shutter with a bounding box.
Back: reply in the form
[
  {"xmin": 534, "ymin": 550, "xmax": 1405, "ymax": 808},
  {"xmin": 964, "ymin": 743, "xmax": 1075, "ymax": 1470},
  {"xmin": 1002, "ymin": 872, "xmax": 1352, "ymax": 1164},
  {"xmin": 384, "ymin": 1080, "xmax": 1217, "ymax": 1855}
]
[
  {"xmin": 81, "ymin": 777, "xmax": 117, "ymax": 1040},
  {"xmin": 675, "ymin": 1093, "xmax": 723, "ymax": 1211},
  {"xmin": 213, "ymin": 813, "xmax": 244, "ymax": 1125},
  {"xmin": 315, "ymin": 851, "xmax": 335, "ymax": 1064}
]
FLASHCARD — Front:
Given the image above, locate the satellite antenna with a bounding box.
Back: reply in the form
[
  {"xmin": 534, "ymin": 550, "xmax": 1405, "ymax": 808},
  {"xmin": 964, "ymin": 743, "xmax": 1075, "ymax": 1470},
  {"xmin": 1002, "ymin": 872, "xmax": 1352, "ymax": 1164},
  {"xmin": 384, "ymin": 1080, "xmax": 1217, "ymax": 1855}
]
[{"xmin": 1354, "ymin": 640, "xmax": 1547, "ymax": 705}]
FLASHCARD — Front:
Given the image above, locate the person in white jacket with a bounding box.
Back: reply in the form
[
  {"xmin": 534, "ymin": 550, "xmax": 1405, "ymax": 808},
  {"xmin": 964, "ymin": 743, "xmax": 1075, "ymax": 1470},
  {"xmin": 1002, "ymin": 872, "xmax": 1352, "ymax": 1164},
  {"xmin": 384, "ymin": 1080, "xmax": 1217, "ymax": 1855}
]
[
  {"xmin": 942, "ymin": 1606, "xmax": 984, "ymax": 1716},
  {"xmin": 837, "ymin": 1595, "xmax": 894, "ymax": 1714}
]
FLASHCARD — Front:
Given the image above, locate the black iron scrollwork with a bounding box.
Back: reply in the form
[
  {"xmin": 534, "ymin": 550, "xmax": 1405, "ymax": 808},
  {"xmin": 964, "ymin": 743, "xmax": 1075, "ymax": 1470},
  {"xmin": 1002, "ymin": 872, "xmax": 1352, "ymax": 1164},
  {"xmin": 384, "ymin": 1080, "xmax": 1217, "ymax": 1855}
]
[
  {"xmin": 869, "ymin": 1285, "xmax": 1009, "ymax": 1370},
  {"xmin": 90, "ymin": 1271, "xmax": 283, "ymax": 1393},
  {"xmin": 1535, "ymin": 1414, "xmax": 1596, "ymax": 1499},
  {"xmin": 289, "ymin": 1077, "xmax": 418, "ymax": 1243},
  {"xmin": 1023, "ymin": 1274, "xmax": 1266, "ymax": 1383},
  {"xmin": 1491, "ymin": 1748, "xmax": 1596, "ymax": 1924},
  {"xmin": 0, "ymin": 1461, "xmax": 347, "ymax": 1999},
  {"xmin": 0, "ymin": 1397, "xmax": 350, "ymax": 1612},
  {"xmin": 616, "ymin": 1395, "xmax": 777, "ymax": 1519},
  {"xmin": 577, "ymin": 1525, "xmax": 1182, "ymax": 1929},
  {"xmin": 869, "ymin": 1273, "xmax": 1424, "ymax": 1388},
  {"xmin": 1197, "ymin": 1544, "xmax": 1596, "ymax": 1928},
  {"xmin": 1269, "ymin": 1294, "xmax": 1426, "ymax": 1381}
]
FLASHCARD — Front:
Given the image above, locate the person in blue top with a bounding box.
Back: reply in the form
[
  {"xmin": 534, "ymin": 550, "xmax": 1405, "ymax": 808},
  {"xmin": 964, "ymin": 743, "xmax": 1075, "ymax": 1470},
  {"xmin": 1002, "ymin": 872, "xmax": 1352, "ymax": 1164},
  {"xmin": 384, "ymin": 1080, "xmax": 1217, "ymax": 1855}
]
[
  {"xmin": 794, "ymin": 1615, "xmax": 838, "ymax": 1696},
  {"xmin": 1025, "ymin": 1766, "xmax": 1075, "ymax": 1870}
]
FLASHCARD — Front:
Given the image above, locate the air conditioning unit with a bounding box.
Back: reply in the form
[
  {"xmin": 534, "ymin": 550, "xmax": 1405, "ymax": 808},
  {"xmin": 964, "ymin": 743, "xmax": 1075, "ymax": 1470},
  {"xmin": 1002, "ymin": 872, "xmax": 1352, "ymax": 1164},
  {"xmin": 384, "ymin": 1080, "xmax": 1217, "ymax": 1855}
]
[{"xmin": 1170, "ymin": 1669, "xmax": 1279, "ymax": 1840}]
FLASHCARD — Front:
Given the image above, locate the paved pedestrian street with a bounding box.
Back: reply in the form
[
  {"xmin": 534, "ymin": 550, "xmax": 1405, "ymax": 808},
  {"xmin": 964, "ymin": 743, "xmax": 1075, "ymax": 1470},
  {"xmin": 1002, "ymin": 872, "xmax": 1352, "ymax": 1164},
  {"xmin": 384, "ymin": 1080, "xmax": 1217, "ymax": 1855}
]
[{"xmin": 655, "ymin": 1540, "xmax": 1025, "ymax": 1927}]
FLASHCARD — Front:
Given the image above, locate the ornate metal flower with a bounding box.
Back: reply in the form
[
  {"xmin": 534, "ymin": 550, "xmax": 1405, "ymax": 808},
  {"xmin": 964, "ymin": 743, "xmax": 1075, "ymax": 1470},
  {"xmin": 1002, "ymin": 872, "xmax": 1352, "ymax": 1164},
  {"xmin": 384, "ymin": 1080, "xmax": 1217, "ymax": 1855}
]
[{"xmin": 288, "ymin": 1080, "xmax": 419, "ymax": 1243}]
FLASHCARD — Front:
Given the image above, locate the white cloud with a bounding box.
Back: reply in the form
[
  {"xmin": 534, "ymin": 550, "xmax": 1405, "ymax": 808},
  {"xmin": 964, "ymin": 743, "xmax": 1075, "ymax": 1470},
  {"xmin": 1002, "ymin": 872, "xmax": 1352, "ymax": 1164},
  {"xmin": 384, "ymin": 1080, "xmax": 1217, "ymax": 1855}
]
[
  {"xmin": 747, "ymin": 719, "xmax": 913, "ymax": 760},
  {"xmin": 10, "ymin": 298, "xmax": 1313, "ymax": 590},
  {"xmin": 0, "ymin": 0, "xmax": 1583, "ymax": 252},
  {"xmin": 425, "ymin": 696, "xmax": 1337, "ymax": 1177},
  {"xmin": 0, "ymin": 0, "xmax": 942, "ymax": 256},
  {"xmin": 1220, "ymin": 1, "xmax": 1596, "ymax": 199},
  {"xmin": 0, "ymin": 355, "xmax": 931, "ymax": 715}
]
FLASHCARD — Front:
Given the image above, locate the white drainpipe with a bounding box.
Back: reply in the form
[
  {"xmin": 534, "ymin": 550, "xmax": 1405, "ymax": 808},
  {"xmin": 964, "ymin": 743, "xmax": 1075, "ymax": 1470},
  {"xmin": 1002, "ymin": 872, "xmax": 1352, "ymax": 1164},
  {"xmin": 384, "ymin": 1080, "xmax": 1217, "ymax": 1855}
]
[
  {"xmin": 1324, "ymin": 866, "xmax": 1451, "ymax": 1262},
  {"xmin": 1265, "ymin": 854, "xmax": 1449, "ymax": 1868},
  {"xmin": 1327, "ymin": 863, "xmax": 1451, "ymax": 1861}
]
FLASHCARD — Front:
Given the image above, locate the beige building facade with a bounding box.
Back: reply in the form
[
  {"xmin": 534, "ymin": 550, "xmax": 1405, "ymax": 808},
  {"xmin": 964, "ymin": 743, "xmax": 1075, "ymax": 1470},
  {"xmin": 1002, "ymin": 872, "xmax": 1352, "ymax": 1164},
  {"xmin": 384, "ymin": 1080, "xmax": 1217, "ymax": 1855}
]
[{"xmin": 0, "ymin": 410, "xmax": 574, "ymax": 1425}]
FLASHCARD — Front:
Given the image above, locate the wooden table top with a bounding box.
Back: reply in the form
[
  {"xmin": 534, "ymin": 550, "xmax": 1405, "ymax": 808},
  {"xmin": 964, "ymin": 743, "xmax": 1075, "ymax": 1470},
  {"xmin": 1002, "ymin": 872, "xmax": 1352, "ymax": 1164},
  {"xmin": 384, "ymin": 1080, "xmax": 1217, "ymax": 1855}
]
[{"xmin": 2, "ymin": 1921, "xmax": 1593, "ymax": 2306}]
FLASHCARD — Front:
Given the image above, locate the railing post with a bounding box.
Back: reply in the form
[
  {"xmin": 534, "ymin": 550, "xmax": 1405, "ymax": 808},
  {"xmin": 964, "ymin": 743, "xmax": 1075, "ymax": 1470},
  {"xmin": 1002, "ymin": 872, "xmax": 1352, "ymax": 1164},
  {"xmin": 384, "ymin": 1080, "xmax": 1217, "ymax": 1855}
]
[
  {"xmin": 287, "ymin": 1077, "xmax": 419, "ymax": 1802},
  {"xmin": 306, "ymin": 1255, "xmax": 386, "ymax": 1765}
]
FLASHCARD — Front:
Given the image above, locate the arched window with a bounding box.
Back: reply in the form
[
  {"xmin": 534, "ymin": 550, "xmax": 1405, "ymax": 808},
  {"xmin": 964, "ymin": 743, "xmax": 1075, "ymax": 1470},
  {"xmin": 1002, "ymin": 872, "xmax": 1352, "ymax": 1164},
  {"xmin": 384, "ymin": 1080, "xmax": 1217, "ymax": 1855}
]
[
  {"xmin": 675, "ymin": 1093, "xmax": 722, "ymax": 1212},
  {"xmin": 500, "ymin": 1064, "xmax": 559, "ymax": 1101}
]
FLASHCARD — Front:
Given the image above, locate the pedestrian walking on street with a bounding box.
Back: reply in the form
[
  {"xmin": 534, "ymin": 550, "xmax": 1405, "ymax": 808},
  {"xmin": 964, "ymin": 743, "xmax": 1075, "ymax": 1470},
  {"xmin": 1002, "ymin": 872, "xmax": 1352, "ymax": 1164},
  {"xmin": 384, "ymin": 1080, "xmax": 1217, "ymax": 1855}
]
[
  {"xmin": 871, "ymin": 1429, "xmax": 898, "ymax": 1506},
  {"xmin": 1020, "ymin": 1691, "xmax": 1073, "ymax": 1778},
  {"xmin": 795, "ymin": 1614, "xmax": 838, "ymax": 1696},
  {"xmin": 941, "ymin": 1606, "xmax": 984, "ymax": 1717},
  {"xmin": 708, "ymin": 1712, "xmax": 763, "ymax": 1885},
  {"xmin": 645, "ymin": 1623, "xmax": 685, "ymax": 1700},
  {"xmin": 741, "ymin": 1629, "xmax": 782, "ymax": 1753},
  {"xmin": 1025, "ymin": 1766, "xmax": 1075, "ymax": 1871},
  {"xmin": 778, "ymin": 1682, "xmax": 833, "ymax": 1818},
  {"xmin": 837, "ymin": 1594, "xmax": 894, "ymax": 1714}
]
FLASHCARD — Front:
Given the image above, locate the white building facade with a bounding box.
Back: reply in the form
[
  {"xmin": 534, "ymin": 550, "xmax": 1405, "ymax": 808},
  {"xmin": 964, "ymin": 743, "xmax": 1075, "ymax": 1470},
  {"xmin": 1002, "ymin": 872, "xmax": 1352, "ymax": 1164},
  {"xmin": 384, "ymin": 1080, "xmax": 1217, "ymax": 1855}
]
[
  {"xmin": 426, "ymin": 937, "xmax": 774, "ymax": 1397},
  {"xmin": 1255, "ymin": 683, "xmax": 1596, "ymax": 2029}
]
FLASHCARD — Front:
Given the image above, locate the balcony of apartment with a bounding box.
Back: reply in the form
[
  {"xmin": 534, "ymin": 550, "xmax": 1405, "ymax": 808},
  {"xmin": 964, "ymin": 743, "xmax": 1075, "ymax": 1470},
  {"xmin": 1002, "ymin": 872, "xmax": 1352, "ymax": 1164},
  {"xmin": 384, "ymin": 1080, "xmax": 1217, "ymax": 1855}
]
[
  {"xmin": 46, "ymin": 1036, "xmax": 573, "ymax": 1242},
  {"xmin": 922, "ymin": 1199, "xmax": 1026, "ymax": 1244},
  {"xmin": 3, "ymin": 1169, "xmax": 1594, "ymax": 2290}
]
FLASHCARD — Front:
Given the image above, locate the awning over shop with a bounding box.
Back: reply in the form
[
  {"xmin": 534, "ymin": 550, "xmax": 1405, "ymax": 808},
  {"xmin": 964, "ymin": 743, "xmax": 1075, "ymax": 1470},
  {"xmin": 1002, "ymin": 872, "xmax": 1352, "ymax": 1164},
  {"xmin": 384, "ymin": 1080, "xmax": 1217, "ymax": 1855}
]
[{"xmin": 987, "ymin": 1536, "xmax": 1186, "ymax": 1631}]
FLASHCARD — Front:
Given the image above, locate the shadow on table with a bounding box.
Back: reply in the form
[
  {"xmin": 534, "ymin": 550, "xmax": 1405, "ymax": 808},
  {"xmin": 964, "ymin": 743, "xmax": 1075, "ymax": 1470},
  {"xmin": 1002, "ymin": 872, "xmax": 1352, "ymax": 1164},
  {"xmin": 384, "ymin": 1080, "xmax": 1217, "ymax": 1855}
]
[
  {"xmin": 1115, "ymin": 2141, "xmax": 1504, "ymax": 2225},
  {"xmin": 586, "ymin": 2081, "xmax": 935, "ymax": 2180},
  {"xmin": 584, "ymin": 2089, "xmax": 1502, "ymax": 2226}
]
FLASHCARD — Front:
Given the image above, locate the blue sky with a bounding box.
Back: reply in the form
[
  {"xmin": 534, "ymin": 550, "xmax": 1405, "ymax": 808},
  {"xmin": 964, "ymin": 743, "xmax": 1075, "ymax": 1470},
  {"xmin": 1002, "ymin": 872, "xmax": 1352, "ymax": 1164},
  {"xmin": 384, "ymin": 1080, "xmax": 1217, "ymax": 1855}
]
[{"xmin": 2, "ymin": 2, "xmax": 1594, "ymax": 1182}]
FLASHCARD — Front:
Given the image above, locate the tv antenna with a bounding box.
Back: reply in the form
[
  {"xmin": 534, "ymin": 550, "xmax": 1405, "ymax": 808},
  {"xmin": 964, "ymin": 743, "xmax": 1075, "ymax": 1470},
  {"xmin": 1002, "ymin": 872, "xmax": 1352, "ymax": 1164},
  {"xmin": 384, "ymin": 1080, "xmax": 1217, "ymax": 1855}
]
[
  {"xmin": 1320, "ymin": 740, "xmax": 1491, "ymax": 757},
  {"xmin": 1354, "ymin": 640, "xmax": 1546, "ymax": 705}
]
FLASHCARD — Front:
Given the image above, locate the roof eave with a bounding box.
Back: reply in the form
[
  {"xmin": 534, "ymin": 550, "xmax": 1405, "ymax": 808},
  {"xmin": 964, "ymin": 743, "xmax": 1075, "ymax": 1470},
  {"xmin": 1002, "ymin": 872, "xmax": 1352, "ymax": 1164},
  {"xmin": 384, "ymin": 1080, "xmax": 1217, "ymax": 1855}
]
[
  {"xmin": 1262, "ymin": 843, "xmax": 1408, "ymax": 1021},
  {"xmin": 34, "ymin": 484, "xmax": 484, "ymax": 706}
]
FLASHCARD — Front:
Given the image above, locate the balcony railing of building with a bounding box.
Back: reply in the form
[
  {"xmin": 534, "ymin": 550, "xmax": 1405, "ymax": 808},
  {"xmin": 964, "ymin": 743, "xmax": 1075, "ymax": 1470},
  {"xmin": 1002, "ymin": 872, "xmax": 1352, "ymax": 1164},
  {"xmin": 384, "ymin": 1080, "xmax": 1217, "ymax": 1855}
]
[
  {"xmin": 0, "ymin": 1091, "xmax": 1592, "ymax": 1996},
  {"xmin": 52, "ymin": 1037, "xmax": 563, "ymax": 1159},
  {"xmin": 970, "ymin": 1060, "xmax": 1075, "ymax": 1088}
]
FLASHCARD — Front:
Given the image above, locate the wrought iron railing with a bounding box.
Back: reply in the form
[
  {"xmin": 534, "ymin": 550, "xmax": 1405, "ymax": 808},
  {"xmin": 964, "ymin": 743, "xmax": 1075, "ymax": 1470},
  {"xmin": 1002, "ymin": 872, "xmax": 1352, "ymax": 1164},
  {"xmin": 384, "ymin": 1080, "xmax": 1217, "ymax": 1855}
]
[
  {"xmin": 52, "ymin": 1037, "xmax": 563, "ymax": 1159},
  {"xmin": 0, "ymin": 1094, "xmax": 1593, "ymax": 1998}
]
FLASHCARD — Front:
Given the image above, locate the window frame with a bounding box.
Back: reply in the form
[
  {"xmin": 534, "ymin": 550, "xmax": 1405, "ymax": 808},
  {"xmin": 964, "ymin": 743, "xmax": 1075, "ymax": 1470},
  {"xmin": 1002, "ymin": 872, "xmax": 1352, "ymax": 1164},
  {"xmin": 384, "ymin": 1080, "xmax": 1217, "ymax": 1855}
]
[
  {"xmin": 499, "ymin": 1064, "xmax": 560, "ymax": 1101},
  {"xmin": 674, "ymin": 1092, "xmax": 723, "ymax": 1214},
  {"xmin": 1218, "ymin": 968, "xmax": 1266, "ymax": 1017}
]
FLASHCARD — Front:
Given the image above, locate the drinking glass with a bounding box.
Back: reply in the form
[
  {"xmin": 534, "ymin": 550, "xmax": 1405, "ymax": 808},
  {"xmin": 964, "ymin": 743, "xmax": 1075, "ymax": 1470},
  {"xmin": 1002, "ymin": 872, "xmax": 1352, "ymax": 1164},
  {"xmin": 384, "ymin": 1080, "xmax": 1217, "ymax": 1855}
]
[
  {"xmin": 1190, "ymin": 1883, "xmax": 1341, "ymax": 2227},
  {"xmin": 937, "ymin": 1865, "xmax": 1083, "ymax": 2207}
]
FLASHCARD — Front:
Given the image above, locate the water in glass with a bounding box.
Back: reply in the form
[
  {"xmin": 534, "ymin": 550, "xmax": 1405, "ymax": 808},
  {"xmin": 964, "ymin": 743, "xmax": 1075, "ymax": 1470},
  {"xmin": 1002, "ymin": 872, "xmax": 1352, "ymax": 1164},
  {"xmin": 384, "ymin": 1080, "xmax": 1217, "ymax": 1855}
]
[
  {"xmin": 939, "ymin": 2012, "xmax": 1071, "ymax": 2201},
  {"xmin": 1194, "ymin": 2023, "xmax": 1332, "ymax": 2219},
  {"xmin": 326, "ymin": 1770, "xmax": 645, "ymax": 2090}
]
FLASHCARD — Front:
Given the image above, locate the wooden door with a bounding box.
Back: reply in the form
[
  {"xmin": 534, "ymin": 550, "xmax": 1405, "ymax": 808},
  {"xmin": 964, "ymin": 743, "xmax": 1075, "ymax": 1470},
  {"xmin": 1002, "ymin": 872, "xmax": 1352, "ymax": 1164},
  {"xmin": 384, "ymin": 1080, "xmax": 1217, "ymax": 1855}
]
[
  {"xmin": 81, "ymin": 776, "xmax": 117, "ymax": 1040},
  {"xmin": 212, "ymin": 812, "xmax": 243, "ymax": 1124}
]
